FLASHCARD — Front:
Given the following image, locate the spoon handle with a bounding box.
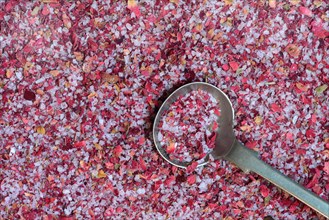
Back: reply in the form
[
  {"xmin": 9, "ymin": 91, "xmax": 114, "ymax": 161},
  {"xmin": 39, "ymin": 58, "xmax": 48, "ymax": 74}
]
[{"xmin": 225, "ymin": 140, "xmax": 329, "ymax": 218}]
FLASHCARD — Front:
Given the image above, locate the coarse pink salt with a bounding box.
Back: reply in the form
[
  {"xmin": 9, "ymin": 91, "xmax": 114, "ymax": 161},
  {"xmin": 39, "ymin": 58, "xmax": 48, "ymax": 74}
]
[
  {"xmin": 0, "ymin": 0, "xmax": 327, "ymax": 218},
  {"xmin": 157, "ymin": 89, "xmax": 220, "ymax": 163}
]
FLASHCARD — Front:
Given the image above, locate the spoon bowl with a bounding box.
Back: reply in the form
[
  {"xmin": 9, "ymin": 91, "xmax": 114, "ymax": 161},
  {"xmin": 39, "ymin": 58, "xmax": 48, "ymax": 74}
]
[{"xmin": 153, "ymin": 82, "xmax": 235, "ymax": 168}]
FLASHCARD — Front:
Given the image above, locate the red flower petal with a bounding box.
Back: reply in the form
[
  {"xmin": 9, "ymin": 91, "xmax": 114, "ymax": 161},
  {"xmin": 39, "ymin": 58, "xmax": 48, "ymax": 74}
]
[
  {"xmin": 229, "ymin": 61, "xmax": 239, "ymax": 71},
  {"xmin": 113, "ymin": 145, "xmax": 123, "ymax": 157},
  {"xmin": 306, "ymin": 169, "xmax": 320, "ymax": 188},
  {"xmin": 186, "ymin": 161, "xmax": 198, "ymax": 173},
  {"xmin": 139, "ymin": 156, "xmax": 147, "ymax": 171},
  {"xmin": 286, "ymin": 132, "xmax": 294, "ymax": 140},
  {"xmin": 271, "ymin": 103, "xmax": 281, "ymax": 112},
  {"xmin": 214, "ymin": 108, "xmax": 221, "ymax": 116},
  {"xmin": 260, "ymin": 185, "xmax": 270, "ymax": 197},
  {"xmin": 127, "ymin": 0, "xmax": 141, "ymax": 17},
  {"xmin": 164, "ymin": 175, "xmax": 175, "ymax": 186},
  {"xmin": 42, "ymin": 5, "xmax": 50, "ymax": 16},
  {"xmin": 295, "ymin": 82, "xmax": 308, "ymax": 92},
  {"xmin": 222, "ymin": 64, "xmax": 229, "ymax": 71},
  {"xmin": 212, "ymin": 121, "xmax": 218, "ymax": 131},
  {"xmin": 246, "ymin": 141, "xmax": 258, "ymax": 149},
  {"xmin": 23, "ymin": 90, "xmax": 36, "ymax": 101},
  {"xmin": 74, "ymin": 141, "xmax": 86, "ymax": 148},
  {"xmin": 305, "ymin": 129, "xmax": 315, "ymax": 138},
  {"xmin": 187, "ymin": 174, "xmax": 196, "ymax": 185},
  {"xmin": 166, "ymin": 142, "xmax": 176, "ymax": 154},
  {"xmin": 311, "ymin": 19, "xmax": 329, "ymax": 39},
  {"xmin": 207, "ymin": 133, "xmax": 216, "ymax": 148},
  {"xmin": 324, "ymin": 162, "xmax": 329, "ymax": 175},
  {"xmin": 299, "ymin": 6, "xmax": 313, "ymax": 17},
  {"xmin": 285, "ymin": 44, "xmax": 300, "ymax": 57}
]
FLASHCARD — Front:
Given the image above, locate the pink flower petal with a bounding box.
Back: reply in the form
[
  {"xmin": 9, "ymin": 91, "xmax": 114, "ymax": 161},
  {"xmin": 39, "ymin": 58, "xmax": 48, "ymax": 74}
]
[
  {"xmin": 113, "ymin": 145, "xmax": 123, "ymax": 157},
  {"xmin": 260, "ymin": 185, "xmax": 270, "ymax": 197},
  {"xmin": 311, "ymin": 19, "xmax": 329, "ymax": 38},
  {"xmin": 127, "ymin": 0, "xmax": 141, "ymax": 17},
  {"xmin": 324, "ymin": 162, "xmax": 329, "ymax": 175},
  {"xmin": 299, "ymin": 6, "xmax": 313, "ymax": 17},
  {"xmin": 271, "ymin": 103, "xmax": 281, "ymax": 112},
  {"xmin": 229, "ymin": 61, "xmax": 239, "ymax": 71},
  {"xmin": 222, "ymin": 64, "xmax": 229, "ymax": 71},
  {"xmin": 187, "ymin": 174, "xmax": 196, "ymax": 185}
]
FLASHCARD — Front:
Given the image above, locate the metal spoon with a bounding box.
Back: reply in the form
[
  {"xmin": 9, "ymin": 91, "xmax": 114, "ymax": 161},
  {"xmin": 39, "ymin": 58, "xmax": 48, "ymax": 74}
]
[{"xmin": 153, "ymin": 82, "xmax": 329, "ymax": 218}]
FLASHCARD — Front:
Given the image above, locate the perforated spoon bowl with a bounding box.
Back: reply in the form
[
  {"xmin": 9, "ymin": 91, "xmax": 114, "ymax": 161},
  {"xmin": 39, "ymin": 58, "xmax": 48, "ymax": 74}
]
[{"xmin": 153, "ymin": 82, "xmax": 329, "ymax": 218}]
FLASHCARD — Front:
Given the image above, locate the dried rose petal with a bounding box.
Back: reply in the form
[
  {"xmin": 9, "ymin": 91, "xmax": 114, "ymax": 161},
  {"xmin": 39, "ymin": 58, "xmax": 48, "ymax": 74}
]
[
  {"xmin": 102, "ymin": 74, "xmax": 120, "ymax": 84},
  {"xmin": 74, "ymin": 141, "xmax": 86, "ymax": 148},
  {"xmin": 269, "ymin": 0, "xmax": 276, "ymax": 8},
  {"xmin": 270, "ymin": 103, "xmax": 281, "ymax": 112},
  {"xmin": 166, "ymin": 142, "xmax": 176, "ymax": 154},
  {"xmin": 222, "ymin": 64, "xmax": 230, "ymax": 71},
  {"xmin": 23, "ymin": 90, "xmax": 36, "ymax": 101},
  {"xmin": 73, "ymin": 52, "xmax": 84, "ymax": 61},
  {"xmin": 298, "ymin": 6, "xmax": 313, "ymax": 17},
  {"xmin": 62, "ymin": 13, "xmax": 72, "ymax": 29},
  {"xmin": 285, "ymin": 44, "xmax": 300, "ymax": 57},
  {"xmin": 311, "ymin": 20, "xmax": 329, "ymax": 38},
  {"xmin": 187, "ymin": 174, "xmax": 196, "ymax": 185},
  {"xmin": 229, "ymin": 61, "xmax": 239, "ymax": 71},
  {"xmin": 260, "ymin": 185, "xmax": 270, "ymax": 197},
  {"xmin": 127, "ymin": 0, "xmax": 141, "ymax": 17},
  {"xmin": 295, "ymin": 82, "xmax": 308, "ymax": 92},
  {"xmin": 49, "ymin": 70, "xmax": 60, "ymax": 77},
  {"xmin": 324, "ymin": 162, "xmax": 329, "ymax": 175},
  {"xmin": 42, "ymin": 5, "xmax": 50, "ymax": 16},
  {"xmin": 113, "ymin": 145, "xmax": 123, "ymax": 157}
]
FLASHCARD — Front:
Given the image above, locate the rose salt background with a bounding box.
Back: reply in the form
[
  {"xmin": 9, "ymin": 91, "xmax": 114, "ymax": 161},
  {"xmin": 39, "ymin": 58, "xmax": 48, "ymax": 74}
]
[{"xmin": 0, "ymin": 0, "xmax": 328, "ymax": 219}]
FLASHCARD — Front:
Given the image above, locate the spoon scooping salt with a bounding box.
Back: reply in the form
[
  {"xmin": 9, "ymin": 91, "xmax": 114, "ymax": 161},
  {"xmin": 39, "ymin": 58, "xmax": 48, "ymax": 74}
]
[{"xmin": 153, "ymin": 82, "xmax": 329, "ymax": 218}]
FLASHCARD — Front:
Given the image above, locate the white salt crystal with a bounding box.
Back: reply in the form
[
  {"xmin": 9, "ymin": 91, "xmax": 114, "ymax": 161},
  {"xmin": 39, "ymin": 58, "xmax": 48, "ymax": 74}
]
[
  {"xmin": 15, "ymin": 71, "xmax": 23, "ymax": 80},
  {"xmin": 69, "ymin": 3, "xmax": 75, "ymax": 11},
  {"xmin": 61, "ymin": 102, "xmax": 68, "ymax": 109},
  {"xmin": 134, "ymin": 175, "xmax": 141, "ymax": 182},
  {"xmin": 91, "ymin": 1, "xmax": 98, "ymax": 9},
  {"xmin": 198, "ymin": 182, "xmax": 207, "ymax": 192},
  {"xmin": 57, "ymin": 166, "xmax": 66, "ymax": 173},
  {"xmin": 36, "ymin": 77, "xmax": 45, "ymax": 84},
  {"xmin": 133, "ymin": 39, "xmax": 141, "ymax": 47},
  {"xmin": 126, "ymin": 23, "xmax": 133, "ymax": 31},
  {"xmin": 137, "ymin": 188, "xmax": 145, "ymax": 195},
  {"xmin": 157, "ymin": 132, "xmax": 163, "ymax": 141},
  {"xmin": 64, "ymin": 206, "xmax": 73, "ymax": 215},
  {"xmin": 316, "ymin": 53, "xmax": 322, "ymax": 62},
  {"xmin": 4, "ymin": 15, "xmax": 10, "ymax": 22},
  {"xmin": 39, "ymin": 103, "xmax": 45, "ymax": 110},
  {"xmin": 9, "ymin": 147, "xmax": 16, "ymax": 156}
]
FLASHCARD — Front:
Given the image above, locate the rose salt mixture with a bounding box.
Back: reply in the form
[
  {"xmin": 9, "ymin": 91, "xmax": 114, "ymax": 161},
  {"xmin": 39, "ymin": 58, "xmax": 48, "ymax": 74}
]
[{"xmin": 157, "ymin": 89, "xmax": 221, "ymax": 163}]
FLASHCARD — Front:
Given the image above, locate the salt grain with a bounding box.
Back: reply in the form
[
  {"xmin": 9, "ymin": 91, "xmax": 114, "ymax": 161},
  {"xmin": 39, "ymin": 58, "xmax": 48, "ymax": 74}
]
[
  {"xmin": 15, "ymin": 71, "xmax": 23, "ymax": 80},
  {"xmin": 137, "ymin": 188, "xmax": 146, "ymax": 195}
]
